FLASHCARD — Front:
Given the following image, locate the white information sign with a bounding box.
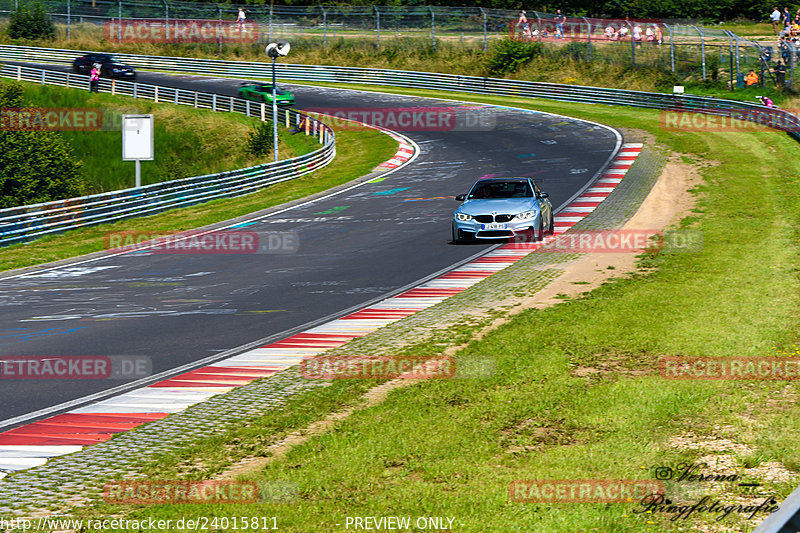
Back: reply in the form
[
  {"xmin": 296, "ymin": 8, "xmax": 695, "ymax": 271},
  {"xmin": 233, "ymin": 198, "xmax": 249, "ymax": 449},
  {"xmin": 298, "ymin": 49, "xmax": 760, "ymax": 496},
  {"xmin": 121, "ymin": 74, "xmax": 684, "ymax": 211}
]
[{"xmin": 122, "ymin": 114, "xmax": 154, "ymax": 161}]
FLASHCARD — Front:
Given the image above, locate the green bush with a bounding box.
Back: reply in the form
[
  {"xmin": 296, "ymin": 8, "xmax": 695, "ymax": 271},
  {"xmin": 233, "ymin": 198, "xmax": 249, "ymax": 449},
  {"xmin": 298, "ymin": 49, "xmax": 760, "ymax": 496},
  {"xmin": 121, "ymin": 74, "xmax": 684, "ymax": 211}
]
[
  {"xmin": 7, "ymin": 2, "xmax": 55, "ymax": 40},
  {"xmin": 484, "ymin": 39, "xmax": 542, "ymax": 77},
  {"xmin": 245, "ymin": 120, "xmax": 274, "ymax": 156},
  {"xmin": 0, "ymin": 82, "xmax": 86, "ymax": 208}
]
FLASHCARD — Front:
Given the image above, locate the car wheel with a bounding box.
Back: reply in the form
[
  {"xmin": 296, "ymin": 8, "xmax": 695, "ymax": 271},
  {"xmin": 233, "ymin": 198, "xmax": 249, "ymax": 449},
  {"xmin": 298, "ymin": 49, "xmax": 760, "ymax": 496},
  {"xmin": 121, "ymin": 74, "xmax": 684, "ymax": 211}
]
[
  {"xmin": 546, "ymin": 212, "xmax": 555, "ymax": 235},
  {"xmin": 72, "ymin": 65, "xmax": 81, "ymax": 74}
]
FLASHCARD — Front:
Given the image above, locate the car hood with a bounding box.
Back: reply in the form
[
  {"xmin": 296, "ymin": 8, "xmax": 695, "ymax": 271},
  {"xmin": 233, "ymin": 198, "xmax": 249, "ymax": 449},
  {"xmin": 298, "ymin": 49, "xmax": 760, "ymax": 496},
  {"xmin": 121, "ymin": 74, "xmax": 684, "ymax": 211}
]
[
  {"xmin": 106, "ymin": 62, "xmax": 133, "ymax": 69},
  {"xmin": 457, "ymin": 198, "xmax": 538, "ymax": 215}
]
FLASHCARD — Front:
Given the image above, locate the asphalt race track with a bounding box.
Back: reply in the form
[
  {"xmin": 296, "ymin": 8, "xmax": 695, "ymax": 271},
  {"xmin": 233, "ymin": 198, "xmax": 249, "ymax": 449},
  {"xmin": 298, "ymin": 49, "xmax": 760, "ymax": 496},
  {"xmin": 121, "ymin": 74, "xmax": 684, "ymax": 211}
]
[{"xmin": 0, "ymin": 63, "xmax": 620, "ymax": 427}]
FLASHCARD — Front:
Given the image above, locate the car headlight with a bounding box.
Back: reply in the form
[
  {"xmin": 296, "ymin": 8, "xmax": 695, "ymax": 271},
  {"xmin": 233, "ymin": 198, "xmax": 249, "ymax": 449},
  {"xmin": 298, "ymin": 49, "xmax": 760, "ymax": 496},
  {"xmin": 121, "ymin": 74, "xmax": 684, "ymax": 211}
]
[
  {"xmin": 514, "ymin": 210, "xmax": 538, "ymax": 221},
  {"xmin": 455, "ymin": 212, "xmax": 473, "ymax": 221}
]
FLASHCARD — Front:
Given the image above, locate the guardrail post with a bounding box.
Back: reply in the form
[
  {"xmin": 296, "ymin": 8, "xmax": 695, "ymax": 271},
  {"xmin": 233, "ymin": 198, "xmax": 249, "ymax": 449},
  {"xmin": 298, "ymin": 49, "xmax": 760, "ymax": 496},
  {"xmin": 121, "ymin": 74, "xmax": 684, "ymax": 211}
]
[
  {"xmin": 479, "ymin": 8, "xmax": 487, "ymax": 51},
  {"xmin": 212, "ymin": 93, "xmax": 216, "ymax": 111},
  {"xmin": 322, "ymin": 7, "xmax": 327, "ymax": 47},
  {"xmin": 375, "ymin": 6, "xmax": 380, "ymax": 47},
  {"xmin": 66, "ymin": 72, "xmax": 70, "ymax": 88},
  {"xmin": 154, "ymin": 86, "xmax": 158, "ymax": 102},
  {"xmin": 430, "ymin": 7, "xmax": 435, "ymax": 49},
  {"xmin": 67, "ymin": 0, "xmax": 70, "ymax": 39},
  {"xmin": 133, "ymin": 83, "xmax": 137, "ymax": 98},
  {"xmin": 41, "ymin": 70, "xmax": 45, "ymax": 85},
  {"xmin": 246, "ymin": 100, "xmax": 250, "ymax": 117},
  {"xmin": 261, "ymin": 102, "xmax": 265, "ymax": 121},
  {"xmin": 17, "ymin": 66, "xmax": 21, "ymax": 81},
  {"xmin": 285, "ymin": 110, "xmax": 289, "ymax": 127},
  {"xmin": 112, "ymin": 79, "xmax": 116, "ymax": 94},
  {"xmin": 694, "ymin": 26, "xmax": 706, "ymax": 80},
  {"xmin": 194, "ymin": 91, "xmax": 198, "ymax": 108},
  {"xmin": 229, "ymin": 96, "xmax": 233, "ymax": 112},
  {"xmin": 174, "ymin": 87, "xmax": 177, "ymax": 104}
]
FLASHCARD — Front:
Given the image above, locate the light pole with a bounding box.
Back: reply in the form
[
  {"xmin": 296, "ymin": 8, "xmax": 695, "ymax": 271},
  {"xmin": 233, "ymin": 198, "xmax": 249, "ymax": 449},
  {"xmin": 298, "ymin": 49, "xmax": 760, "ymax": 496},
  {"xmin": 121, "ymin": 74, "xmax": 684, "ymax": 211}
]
[{"xmin": 265, "ymin": 40, "xmax": 290, "ymax": 163}]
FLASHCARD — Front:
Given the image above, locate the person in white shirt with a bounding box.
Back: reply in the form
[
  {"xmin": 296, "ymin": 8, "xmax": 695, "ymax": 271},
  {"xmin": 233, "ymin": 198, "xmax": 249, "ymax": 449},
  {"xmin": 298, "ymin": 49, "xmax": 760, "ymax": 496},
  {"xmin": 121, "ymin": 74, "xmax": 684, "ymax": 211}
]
[{"xmin": 772, "ymin": 7, "xmax": 782, "ymax": 35}]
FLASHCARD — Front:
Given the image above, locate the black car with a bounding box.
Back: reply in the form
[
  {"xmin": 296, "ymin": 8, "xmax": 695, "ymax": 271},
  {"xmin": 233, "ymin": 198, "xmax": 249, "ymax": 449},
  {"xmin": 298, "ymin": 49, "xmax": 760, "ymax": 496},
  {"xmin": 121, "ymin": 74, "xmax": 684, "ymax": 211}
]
[{"xmin": 72, "ymin": 53, "xmax": 136, "ymax": 80}]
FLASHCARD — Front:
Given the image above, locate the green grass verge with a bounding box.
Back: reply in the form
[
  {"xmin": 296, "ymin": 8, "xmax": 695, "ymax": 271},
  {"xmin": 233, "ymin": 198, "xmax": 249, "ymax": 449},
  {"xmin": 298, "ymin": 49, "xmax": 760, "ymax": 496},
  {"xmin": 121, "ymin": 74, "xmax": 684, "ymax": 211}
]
[
  {"xmin": 0, "ymin": 124, "xmax": 397, "ymax": 272},
  {"xmin": 68, "ymin": 89, "xmax": 800, "ymax": 532},
  {"xmin": 12, "ymin": 81, "xmax": 318, "ymax": 193}
]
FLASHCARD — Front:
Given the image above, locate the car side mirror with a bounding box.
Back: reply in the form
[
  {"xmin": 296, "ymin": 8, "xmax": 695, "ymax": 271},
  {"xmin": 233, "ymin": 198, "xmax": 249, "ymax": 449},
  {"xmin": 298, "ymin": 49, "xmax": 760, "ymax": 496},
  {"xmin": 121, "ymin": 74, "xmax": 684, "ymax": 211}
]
[
  {"xmin": 455, "ymin": 194, "xmax": 466, "ymax": 202},
  {"xmin": 538, "ymin": 192, "xmax": 549, "ymax": 199}
]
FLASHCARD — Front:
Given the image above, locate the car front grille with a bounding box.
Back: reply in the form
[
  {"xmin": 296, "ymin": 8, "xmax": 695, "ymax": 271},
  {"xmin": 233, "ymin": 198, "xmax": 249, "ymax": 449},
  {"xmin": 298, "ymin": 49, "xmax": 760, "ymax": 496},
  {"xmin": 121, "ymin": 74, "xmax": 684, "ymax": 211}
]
[{"xmin": 473, "ymin": 214, "xmax": 514, "ymax": 223}]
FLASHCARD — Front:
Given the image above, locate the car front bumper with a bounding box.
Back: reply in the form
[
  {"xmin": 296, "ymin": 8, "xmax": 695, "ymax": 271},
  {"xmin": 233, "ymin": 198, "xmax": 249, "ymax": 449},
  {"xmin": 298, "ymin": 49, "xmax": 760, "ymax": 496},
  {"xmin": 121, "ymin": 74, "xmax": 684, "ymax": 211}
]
[{"xmin": 453, "ymin": 217, "xmax": 538, "ymax": 239}]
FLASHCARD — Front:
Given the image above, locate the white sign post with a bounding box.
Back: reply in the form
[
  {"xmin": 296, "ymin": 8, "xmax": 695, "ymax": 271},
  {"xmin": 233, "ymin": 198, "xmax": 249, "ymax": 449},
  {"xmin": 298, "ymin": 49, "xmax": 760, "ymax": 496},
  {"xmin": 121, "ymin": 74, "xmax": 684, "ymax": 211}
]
[{"xmin": 122, "ymin": 114, "xmax": 154, "ymax": 188}]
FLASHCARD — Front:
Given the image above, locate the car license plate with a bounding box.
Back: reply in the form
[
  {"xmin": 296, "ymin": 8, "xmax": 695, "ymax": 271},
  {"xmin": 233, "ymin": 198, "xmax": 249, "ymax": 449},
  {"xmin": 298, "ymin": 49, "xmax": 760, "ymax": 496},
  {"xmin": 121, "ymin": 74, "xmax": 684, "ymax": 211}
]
[{"xmin": 481, "ymin": 223, "xmax": 506, "ymax": 230}]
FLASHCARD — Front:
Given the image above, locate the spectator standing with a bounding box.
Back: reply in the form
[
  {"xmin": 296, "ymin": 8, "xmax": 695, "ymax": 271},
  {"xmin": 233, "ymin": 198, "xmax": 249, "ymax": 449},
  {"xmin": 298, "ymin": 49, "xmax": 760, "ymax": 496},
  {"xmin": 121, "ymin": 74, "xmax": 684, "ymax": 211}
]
[
  {"xmin": 89, "ymin": 64, "xmax": 100, "ymax": 93},
  {"xmin": 237, "ymin": 8, "xmax": 247, "ymax": 33},
  {"xmin": 516, "ymin": 10, "xmax": 527, "ymax": 39},
  {"xmin": 772, "ymin": 7, "xmax": 782, "ymax": 35},
  {"xmin": 783, "ymin": 7, "xmax": 792, "ymax": 28},
  {"xmin": 774, "ymin": 61, "xmax": 787, "ymax": 86},
  {"xmin": 654, "ymin": 25, "xmax": 663, "ymax": 45},
  {"xmin": 554, "ymin": 9, "xmax": 565, "ymax": 39}
]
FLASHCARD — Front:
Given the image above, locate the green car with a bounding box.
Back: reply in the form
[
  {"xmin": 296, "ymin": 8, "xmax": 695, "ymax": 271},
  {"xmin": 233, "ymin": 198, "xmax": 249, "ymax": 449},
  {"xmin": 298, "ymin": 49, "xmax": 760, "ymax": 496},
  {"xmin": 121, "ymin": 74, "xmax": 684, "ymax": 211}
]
[{"xmin": 237, "ymin": 82, "xmax": 295, "ymax": 106}]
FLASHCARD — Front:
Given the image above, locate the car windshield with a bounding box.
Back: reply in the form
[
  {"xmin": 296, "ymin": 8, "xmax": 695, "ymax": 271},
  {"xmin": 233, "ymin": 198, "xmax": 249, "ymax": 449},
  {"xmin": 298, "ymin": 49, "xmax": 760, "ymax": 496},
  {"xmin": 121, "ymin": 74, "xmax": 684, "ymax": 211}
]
[
  {"xmin": 94, "ymin": 55, "xmax": 115, "ymax": 62},
  {"xmin": 468, "ymin": 181, "xmax": 533, "ymax": 199}
]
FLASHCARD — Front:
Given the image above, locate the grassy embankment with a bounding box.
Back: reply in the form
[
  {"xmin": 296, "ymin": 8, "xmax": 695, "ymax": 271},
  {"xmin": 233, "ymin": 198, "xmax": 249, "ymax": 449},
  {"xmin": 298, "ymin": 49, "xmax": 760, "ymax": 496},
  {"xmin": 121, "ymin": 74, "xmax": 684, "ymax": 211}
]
[
  {"xmin": 63, "ymin": 86, "xmax": 800, "ymax": 532},
  {"xmin": 13, "ymin": 81, "xmax": 318, "ymax": 192}
]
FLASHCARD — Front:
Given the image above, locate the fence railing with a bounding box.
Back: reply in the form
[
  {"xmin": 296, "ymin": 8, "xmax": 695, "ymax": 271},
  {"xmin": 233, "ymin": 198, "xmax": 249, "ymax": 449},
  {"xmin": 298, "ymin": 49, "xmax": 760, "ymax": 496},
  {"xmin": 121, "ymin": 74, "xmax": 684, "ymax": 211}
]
[{"xmin": 0, "ymin": 61, "xmax": 336, "ymax": 247}]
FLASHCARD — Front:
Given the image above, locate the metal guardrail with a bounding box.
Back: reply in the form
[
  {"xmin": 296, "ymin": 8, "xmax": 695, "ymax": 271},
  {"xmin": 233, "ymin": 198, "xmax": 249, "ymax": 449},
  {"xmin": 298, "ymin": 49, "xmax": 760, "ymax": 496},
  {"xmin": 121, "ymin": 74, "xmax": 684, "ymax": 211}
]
[
  {"xmin": 2, "ymin": 44, "xmax": 798, "ymax": 135},
  {"xmin": 0, "ymin": 61, "xmax": 335, "ymax": 247}
]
